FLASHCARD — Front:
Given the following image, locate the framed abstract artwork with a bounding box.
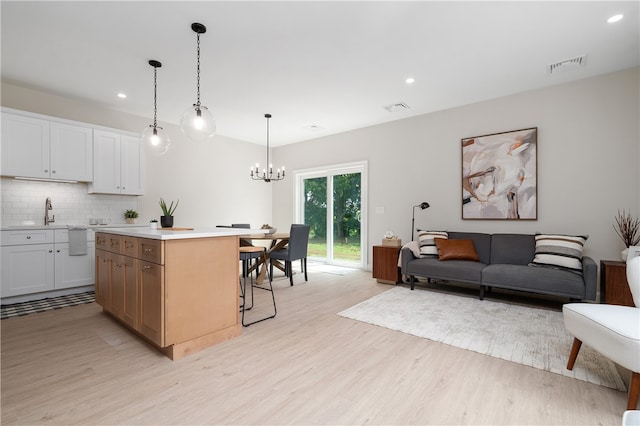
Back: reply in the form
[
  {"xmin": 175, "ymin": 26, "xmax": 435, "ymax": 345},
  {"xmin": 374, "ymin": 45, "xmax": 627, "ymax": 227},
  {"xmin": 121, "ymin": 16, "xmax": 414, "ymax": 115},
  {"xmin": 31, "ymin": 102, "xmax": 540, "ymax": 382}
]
[{"xmin": 461, "ymin": 127, "xmax": 537, "ymax": 220}]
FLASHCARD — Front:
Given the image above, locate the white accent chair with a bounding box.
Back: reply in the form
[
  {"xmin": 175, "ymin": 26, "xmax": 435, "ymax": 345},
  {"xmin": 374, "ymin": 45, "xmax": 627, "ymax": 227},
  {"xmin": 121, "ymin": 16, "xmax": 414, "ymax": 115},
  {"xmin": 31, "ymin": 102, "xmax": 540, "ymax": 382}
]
[{"xmin": 563, "ymin": 255, "xmax": 640, "ymax": 410}]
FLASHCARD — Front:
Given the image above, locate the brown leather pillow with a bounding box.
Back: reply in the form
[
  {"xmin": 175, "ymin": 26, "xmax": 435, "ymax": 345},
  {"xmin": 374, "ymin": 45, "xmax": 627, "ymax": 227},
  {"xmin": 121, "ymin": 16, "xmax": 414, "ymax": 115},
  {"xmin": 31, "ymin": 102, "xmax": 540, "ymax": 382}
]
[{"xmin": 435, "ymin": 239, "xmax": 479, "ymax": 261}]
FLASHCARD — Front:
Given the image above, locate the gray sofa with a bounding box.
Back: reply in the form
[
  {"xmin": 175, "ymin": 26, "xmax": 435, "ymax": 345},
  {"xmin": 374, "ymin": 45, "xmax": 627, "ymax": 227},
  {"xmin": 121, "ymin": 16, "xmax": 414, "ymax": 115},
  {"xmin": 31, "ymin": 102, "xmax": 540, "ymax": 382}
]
[{"xmin": 400, "ymin": 232, "xmax": 597, "ymax": 301}]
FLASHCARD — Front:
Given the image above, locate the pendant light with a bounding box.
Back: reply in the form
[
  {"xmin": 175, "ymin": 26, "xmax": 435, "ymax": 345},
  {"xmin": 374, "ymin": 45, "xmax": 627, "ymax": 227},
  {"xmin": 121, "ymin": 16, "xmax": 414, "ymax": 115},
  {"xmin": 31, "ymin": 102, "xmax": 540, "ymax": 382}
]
[
  {"xmin": 180, "ymin": 22, "xmax": 216, "ymax": 142},
  {"xmin": 142, "ymin": 60, "xmax": 171, "ymax": 155},
  {"xmin": 251, "ymin": 114, "xmax": 285, "ymax": 182}
]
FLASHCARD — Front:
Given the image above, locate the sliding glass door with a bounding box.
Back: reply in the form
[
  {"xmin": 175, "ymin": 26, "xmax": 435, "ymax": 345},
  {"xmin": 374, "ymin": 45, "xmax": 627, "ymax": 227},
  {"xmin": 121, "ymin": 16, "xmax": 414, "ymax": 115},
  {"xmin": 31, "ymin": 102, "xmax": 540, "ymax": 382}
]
[{"xmin": 296, "ymin": 162, "xmax": 367, "ymax": 267}]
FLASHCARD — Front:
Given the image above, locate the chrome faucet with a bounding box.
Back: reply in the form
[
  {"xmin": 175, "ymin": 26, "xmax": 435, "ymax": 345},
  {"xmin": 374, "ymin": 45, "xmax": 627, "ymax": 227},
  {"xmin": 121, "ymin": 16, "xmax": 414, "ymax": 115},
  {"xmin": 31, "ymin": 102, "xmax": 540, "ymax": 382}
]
[{"xmin": 45, "ymin": 197, "xmax": 55, "ymax": 225}]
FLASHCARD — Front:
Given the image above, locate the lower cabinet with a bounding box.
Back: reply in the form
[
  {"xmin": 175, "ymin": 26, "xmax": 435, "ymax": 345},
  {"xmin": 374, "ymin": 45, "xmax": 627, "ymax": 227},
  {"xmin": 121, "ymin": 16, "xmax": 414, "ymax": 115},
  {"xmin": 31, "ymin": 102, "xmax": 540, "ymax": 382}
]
[
  {"xmin": 95, "ymin": 236, "xmax": 165, "ymax": 348},
  {"xmin": 54, "ymin": 241, "xmax": 95, "ymax": 290},
  {"xmin": 94, "ymin": 232, "xmax": 240, "ymax": 360},
  {"xmin": 1, "ymin": 243, "xmax": 55, "ymax": 297}
]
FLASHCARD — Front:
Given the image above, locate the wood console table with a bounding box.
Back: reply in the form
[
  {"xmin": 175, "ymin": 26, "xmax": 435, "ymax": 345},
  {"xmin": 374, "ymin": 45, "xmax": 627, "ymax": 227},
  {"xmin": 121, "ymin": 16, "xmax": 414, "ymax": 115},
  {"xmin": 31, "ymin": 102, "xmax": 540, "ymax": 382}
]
[
  {"xmin": 600, "ymin": 260, "xmax": 635, "ymax": 306},
  {"xmin": 372, "ymin": 245, "xmax": 402, "ymax": 284}
]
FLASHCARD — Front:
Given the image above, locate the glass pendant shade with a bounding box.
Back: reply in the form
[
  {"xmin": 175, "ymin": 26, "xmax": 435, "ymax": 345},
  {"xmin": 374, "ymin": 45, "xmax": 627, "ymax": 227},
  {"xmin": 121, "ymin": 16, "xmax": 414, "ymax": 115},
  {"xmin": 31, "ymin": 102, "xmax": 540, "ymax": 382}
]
[
  {"xmin": 180, "ymin": 105, "xmax": 216, "ymax": 142},
  {"xmin": 143, "ymin": 125, "xmax": 171, "ymax": 156}
]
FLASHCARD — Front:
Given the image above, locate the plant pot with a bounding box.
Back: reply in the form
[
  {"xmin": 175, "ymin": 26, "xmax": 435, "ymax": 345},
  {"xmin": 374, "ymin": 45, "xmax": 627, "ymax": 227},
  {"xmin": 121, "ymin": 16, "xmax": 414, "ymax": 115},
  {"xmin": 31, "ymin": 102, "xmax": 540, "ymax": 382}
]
[
  {"xmin": 160, "ymin": 215, "xmax": 174, "ymax": 228},
  {"xmin": 150, "ymin": 222, "xmax": 158, "ymax": 229},
  {"xmin": 125, "ymin": 218, "xmax": 137, "ymax": 224}
]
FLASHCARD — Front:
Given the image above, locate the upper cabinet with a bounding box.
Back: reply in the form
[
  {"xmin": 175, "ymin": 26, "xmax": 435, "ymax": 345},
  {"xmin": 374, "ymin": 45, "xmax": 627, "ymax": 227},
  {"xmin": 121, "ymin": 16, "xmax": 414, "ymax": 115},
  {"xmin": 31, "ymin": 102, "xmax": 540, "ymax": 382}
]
[
  {"xmin": 89, "ymin": 130, "xmax": 144, "ymax": 195},
  {"xmin": 1, "ymin": 112, "xmax": 93, "ymax": 181}
]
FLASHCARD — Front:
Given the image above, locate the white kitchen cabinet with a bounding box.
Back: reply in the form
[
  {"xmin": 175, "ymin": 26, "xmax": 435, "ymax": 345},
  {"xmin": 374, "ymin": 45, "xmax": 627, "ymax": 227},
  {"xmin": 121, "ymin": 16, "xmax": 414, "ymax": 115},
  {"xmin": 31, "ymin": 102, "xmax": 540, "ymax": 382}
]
[
  {"xmin": 1, "ymin": 112, "xmax": 93, "ymax": 181},
  {"xmin": 1, "ymin": 230, "xmax": 55, "ymax": 298},
  {"xmin": 1, "ymin": 229, "xmax": 96, "ymax": 300},
  {"xmin": 89, "ymin": 130, "xmax": 144, "ymax": 195},
  {"xmin": 54, "ymin": 229, "xmax": 95, "ymax": 290}
]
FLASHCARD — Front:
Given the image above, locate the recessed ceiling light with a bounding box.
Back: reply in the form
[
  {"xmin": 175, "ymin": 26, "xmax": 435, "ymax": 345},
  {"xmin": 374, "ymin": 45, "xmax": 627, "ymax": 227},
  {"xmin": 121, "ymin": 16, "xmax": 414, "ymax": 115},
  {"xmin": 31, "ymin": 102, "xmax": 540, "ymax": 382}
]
[
  {"xmin": 117, "ymin": 93, "xmax": 127, "ymax": 99},
  {"xmin": 405, "ymin": 77, "xmax": 415, "ymax": 84},
  {"xmin": 607, "ymin": 14, "xmax": 624, "ymax": 23}
]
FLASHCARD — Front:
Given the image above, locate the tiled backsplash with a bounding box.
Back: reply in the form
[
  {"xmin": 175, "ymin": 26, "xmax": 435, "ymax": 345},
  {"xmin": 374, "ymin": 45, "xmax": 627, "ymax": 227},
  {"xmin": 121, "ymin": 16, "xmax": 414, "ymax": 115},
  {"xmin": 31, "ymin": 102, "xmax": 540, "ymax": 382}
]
[{"xmin": 1, "ymin": 177, "xmax": 138, "ymax": 227}]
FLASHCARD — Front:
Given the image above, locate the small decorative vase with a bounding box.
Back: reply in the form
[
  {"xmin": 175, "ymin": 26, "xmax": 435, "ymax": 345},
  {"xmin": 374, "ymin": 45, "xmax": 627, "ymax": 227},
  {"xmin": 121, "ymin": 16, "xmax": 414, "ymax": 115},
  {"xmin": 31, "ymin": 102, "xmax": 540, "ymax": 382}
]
[
  {"xmin": 621, "ymin": 247, "xmax": 629, "ymax": 262},
  {"xmin": 150, "ymin": 222, "xmax": 158, "ymax": 229},
  {"xmin": 126, "ymin": 218, "xmax": 137, "ymax": 224},
  {"xmin": 160, "ymin": 215, "xmax": 174, "ymax": 228}
]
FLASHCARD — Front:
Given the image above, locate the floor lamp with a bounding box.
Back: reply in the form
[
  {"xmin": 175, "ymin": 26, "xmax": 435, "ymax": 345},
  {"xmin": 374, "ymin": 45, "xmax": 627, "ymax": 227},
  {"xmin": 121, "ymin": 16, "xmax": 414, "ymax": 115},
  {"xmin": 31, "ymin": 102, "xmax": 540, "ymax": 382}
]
[{"xmin": 411, "ymin": 202, "xmax": 430, "ymax": 241}]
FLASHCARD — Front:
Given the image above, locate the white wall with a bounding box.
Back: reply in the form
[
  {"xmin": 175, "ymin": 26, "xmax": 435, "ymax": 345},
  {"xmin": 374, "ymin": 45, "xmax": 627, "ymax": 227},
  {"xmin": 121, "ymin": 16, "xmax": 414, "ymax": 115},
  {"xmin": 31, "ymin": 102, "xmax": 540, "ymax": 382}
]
[
  {"xmin": 1, "ymin": 82, "xmax": 272, "ymax": 228},
  {"xmin": 272, "ymin": 67, "xmax": 640, "ymax": 268},
  {"xmin": 3, "ymin": 68, "xmax": 639, "ymax": 269}
]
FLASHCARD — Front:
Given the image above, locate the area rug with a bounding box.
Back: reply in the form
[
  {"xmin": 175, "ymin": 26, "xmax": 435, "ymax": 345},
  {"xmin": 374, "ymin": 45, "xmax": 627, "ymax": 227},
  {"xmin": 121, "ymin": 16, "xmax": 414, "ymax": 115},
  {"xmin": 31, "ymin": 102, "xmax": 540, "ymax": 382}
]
[
  {"xmin": 338, "ymin": 286, "xmax": 626, "ymax": 391},
  {"xmin": 1, "ymin": 291, "xmax": 95, "ymax": 320}
]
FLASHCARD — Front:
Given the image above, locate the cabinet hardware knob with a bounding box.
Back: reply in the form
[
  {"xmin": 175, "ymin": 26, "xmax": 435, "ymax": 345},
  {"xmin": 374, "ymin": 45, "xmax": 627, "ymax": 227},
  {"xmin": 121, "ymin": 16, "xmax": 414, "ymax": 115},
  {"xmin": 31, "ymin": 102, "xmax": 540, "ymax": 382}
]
[
  {"xmin": 26, "ymin": 236, "xmax": 31, "ymax": 239},
  {"xmin": 56, "ymin": 250, "xmax": 61, "ymax": 253},
  {"xmin": 144, "ymin": 248, "xmax": 153, "ymax": 253},
  {"xmin": 49, "ymin": 250, "xmax": 53, "ymax": 253},
  {"xmin": 143, "ymin": 265, "xmax": 151, "ymax": 270},
  {"xmin": 52, "ymin": 170, "xmax": 56, "ymax": 174},
  {"xmin": 44, "ymin": 169, "xmax": 48, "ymax": 173}
]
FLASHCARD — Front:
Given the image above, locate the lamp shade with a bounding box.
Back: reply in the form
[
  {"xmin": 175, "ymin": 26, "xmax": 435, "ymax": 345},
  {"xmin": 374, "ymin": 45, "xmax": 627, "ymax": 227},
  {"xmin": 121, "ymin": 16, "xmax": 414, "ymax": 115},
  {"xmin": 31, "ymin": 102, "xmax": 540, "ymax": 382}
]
[
  {"xmin": 143, "ymin": 125, "xmax": 171, "ymax": 156},
  {"xmin": 180, "ymin": 105, "xmax": 216, "ymax": 142}
]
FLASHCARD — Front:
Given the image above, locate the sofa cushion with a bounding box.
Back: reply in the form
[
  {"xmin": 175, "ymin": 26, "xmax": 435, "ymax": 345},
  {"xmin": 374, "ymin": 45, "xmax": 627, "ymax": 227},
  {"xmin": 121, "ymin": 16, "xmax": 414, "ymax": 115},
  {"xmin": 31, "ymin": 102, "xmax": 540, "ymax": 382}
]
[
  {"xmin": 448, "ymin": 232, "xmax": 492, "ymax": 264},
  {"xmin": 406, "ymin": 257, "xmax": 486, "ymax": 284},
  {"xmin": 490, "ymin": 234, "xmax": 535, "ymax": 265},
  {"xmin": 417, "ymin": 230, "xmax": 448, "ymax": 257},
  {"xmin": 435, "ymin": 238, "xmax": 479, "ymax": 261},
  {"xmin": 482, "ymin": 264, "xmax": 586, "ymax": 298},
  {"xmin": 530, "ymin": 234, "xmax": 587, "ymax": 274}
]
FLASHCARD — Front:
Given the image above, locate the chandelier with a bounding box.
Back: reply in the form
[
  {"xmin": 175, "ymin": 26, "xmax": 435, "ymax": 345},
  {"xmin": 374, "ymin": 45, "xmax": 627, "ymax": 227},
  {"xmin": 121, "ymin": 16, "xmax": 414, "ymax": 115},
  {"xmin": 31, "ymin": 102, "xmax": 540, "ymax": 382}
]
[{"xmin": 251, "ymin": 114, "xmax": 285, "ymax": 182}]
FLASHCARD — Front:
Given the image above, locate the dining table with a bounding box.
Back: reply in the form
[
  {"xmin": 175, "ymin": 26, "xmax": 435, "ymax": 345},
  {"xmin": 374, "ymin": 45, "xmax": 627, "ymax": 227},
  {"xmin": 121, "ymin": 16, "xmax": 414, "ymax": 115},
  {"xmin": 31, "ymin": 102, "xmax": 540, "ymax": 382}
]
[{"xmin": 244, "ymin": 232, "xmax": 290, "ymax": 284}]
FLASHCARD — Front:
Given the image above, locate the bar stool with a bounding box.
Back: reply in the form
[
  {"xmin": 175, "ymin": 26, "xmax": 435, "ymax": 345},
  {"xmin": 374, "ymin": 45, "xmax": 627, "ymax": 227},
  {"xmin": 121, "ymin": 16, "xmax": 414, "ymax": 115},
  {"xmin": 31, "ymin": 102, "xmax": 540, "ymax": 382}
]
[{"xmin": 239, "ymin": 246, "xmax": 277, "ymax": 326}]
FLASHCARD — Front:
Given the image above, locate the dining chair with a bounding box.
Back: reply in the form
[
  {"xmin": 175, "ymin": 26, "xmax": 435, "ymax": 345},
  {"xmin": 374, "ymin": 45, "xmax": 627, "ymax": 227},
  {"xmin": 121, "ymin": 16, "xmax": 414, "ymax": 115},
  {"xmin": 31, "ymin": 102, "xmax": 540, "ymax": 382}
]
[{"xmin": 269, "ymin": 224, "xmax": 311, "ymax": 286}]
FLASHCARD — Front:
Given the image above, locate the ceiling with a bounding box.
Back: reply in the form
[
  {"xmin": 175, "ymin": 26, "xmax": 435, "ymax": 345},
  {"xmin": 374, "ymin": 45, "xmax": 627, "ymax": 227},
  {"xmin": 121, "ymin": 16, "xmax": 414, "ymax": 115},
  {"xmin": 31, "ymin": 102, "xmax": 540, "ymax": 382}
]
[{"xmin": 1, "ymin": 1, "xmax": 638, "ymax": 147}]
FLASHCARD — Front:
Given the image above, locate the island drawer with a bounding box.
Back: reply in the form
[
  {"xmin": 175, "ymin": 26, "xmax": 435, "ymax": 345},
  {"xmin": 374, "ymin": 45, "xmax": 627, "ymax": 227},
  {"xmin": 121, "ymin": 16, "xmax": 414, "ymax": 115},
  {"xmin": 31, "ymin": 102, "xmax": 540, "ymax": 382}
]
[
  {"xmin": 121, "ymin": 236, "xmax": 138, "ymax": 257},
  {"xmin": 139, "ymin": 238, "xmax": 164, "ymax": 265}
]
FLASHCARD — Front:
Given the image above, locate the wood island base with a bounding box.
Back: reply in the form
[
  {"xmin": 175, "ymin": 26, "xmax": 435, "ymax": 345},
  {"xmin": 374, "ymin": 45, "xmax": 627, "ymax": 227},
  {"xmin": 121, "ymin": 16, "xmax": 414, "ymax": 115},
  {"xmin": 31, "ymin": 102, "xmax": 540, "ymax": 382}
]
[{"xmin": 95, "ymin": 229, "xmax": 247, "ymax": 361}]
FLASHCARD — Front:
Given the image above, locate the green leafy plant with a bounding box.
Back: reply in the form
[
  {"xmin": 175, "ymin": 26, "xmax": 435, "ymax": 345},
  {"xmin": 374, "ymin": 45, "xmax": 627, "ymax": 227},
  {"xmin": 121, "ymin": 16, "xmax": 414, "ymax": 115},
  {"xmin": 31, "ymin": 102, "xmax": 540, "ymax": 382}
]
[
  {"xmin": 613, "ymin": 209, "xmax": 640, "ymax": 247},
  {"xmin": 124, "ymin": 209, "xmax": 139, "ymax": 219},
  {"xmin": 159, "ymin": 198, "xmax": 179, "ymax": 216}
]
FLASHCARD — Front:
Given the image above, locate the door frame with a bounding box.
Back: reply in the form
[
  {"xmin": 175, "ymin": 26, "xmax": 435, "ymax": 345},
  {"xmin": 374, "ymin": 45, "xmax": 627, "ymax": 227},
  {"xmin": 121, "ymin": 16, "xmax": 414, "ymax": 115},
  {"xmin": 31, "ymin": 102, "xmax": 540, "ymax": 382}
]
[{"xmin": 294, "ymin": 161, "xmax": 368, "ymax": 268}]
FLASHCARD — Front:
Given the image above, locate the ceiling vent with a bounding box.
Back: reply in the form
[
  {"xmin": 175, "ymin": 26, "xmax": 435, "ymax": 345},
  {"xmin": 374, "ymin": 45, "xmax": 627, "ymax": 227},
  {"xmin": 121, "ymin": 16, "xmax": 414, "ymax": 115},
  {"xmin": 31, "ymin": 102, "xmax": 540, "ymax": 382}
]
[
  {"xmin": 548, "ymin": 55, "xmax": 587, "ymax": 74},
  {"xmin": 384, "ymin": 102, "xmax": 410, "ymax": 112}
]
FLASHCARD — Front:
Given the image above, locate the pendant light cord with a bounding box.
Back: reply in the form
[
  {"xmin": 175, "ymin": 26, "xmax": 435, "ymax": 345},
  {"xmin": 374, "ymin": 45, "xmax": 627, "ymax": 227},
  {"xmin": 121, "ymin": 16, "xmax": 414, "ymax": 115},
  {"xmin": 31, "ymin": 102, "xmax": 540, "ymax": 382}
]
[
  {"xmin": 153, "ymin": 66, "xmax": 158, "ymax": 128},
  {"xmin": 266, "ymin": 115, "xmax": 270, "ymax": 168},
  {"xmin": 196, "ymin": 32, "xmax": 201, "ymax": 108}
]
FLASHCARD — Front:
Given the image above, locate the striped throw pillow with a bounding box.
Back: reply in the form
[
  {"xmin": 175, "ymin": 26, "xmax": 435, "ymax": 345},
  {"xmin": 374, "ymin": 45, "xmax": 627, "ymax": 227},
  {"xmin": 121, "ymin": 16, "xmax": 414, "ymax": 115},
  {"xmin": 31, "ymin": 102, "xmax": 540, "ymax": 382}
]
[
  {"xmin": 417, "ymin": 230, "xmax": 448, "ymax": 257},
  {"xmin": 529, "ymin": 234, "xmax": 588, "ymax": 274}
]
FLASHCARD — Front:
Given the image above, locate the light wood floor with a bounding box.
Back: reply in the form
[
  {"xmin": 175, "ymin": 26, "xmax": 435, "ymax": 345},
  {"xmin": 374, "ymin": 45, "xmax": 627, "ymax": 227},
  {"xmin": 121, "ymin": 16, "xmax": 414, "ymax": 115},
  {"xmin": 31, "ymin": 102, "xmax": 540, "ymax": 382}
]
[{"xmin": 1, "ymin": 268, "xmax": 630, "ymax": 425}]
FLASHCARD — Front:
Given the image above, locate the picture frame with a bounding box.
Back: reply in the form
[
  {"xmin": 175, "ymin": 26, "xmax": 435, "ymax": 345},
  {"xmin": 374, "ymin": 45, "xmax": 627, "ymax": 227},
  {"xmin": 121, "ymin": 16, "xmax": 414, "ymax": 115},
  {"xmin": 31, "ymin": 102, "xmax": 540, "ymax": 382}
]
[{"xmin": 461, "ymin": 127, "xmax": 537, "ymax": 220}]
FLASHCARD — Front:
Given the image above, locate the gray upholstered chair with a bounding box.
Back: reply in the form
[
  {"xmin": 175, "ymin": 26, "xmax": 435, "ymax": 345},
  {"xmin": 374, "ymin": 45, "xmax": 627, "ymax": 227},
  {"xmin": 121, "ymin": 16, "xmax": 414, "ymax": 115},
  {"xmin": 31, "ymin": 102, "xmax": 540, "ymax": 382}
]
[
  {"xmin": 563, "ymin": 254, "xmax": 640, "ymax": 410},
  {"xmin": 270, "ymin": 224, "xmax": 310, "ymax": 286}
]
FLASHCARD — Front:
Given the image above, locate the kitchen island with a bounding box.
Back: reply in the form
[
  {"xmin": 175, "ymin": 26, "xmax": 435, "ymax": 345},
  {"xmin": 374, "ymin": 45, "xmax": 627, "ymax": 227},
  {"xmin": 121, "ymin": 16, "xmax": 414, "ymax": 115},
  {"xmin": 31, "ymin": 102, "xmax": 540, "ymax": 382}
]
[{"xmin": 95, "ymin": 227, "xmax": 264, "ymax": 360}]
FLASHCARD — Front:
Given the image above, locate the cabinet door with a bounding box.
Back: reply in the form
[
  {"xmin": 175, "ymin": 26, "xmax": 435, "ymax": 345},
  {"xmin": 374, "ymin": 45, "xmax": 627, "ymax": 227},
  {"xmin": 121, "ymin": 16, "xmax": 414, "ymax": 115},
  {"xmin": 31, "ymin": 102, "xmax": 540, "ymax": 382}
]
[
  {"xmin": 95, "ymin": 249, "xmax": 111, "ymax": 309},
  {"xmin": 89, "ymin": 130, "xmax": 120, "ymax": 194},
  {"xmin": 120, "ymin": 135, "xmax": 144, "ymax": 195},
  {"xmin": 122, "ymin": 255, "xmax": 138, "ymax": 329},
  {"xmin": 139, "ymin": 260, "xmax": 165, "ymax": 347},
  {"xmin": 1, "ymin": 244, "xmax": 54, "ymax": 297},
  {"xmin": 50, "ymin": 122, "xmax": 93, "ymax": 181},
  {"xmin": 110, "ymin": 254, "xmax": 126, "ymax": 319},
  {"xmin": 1, "ymin": 113, "xmax": 50, "ymax": 178},
  {"xmin": 54, "ymin": 242, "xmax": 95, "ymax": 290}
]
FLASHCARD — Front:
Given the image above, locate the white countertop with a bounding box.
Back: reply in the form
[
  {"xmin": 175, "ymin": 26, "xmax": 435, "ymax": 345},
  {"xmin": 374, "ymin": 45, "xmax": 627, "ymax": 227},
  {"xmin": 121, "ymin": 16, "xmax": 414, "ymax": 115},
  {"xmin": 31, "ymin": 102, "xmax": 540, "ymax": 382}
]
[
  {"xmin": 1, "ymin": 224, "xmax": 146, "ymax": 231},
  {"xmin": 94, "ymin": 227, "xmax": 268, "ymax": 240}
]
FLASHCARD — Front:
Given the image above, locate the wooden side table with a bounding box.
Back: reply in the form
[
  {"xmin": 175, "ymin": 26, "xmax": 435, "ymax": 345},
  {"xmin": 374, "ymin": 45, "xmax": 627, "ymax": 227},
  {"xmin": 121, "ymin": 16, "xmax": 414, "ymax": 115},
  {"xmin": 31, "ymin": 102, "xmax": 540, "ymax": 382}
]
[
  {"xmin": 600, "ymin": 260, "xmax": 635, "ymax": 306},
  {"xmin": 372, "ymin": 245, "xmax": 402, "ymax": 284}
]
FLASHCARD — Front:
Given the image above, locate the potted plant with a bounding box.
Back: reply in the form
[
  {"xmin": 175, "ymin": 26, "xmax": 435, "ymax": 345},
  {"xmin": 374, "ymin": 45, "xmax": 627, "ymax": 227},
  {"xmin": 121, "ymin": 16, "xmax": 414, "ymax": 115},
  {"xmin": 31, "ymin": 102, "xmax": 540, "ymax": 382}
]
[
  {"xmin": 159, "ymin": 198, "xmax": 179, "ymax": 228},
  {"xmin": 124, "ymin": 209, "xmax": 139, "ymax": 224},
  {"xmin": 613, "ymin": 209, "xmax": 640, "ymax": 261}
]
